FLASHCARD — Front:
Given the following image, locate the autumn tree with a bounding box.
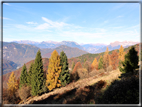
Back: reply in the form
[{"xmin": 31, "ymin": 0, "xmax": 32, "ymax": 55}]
[
  {"xmin": 19, "ymin": 64, "xmax": 28, "ymax": 88},
  {"xmin": 46, "ymin": 50, "xmax": 62, "ymax": 91},
  {"xmin": 59, "ymin": 51, "xmax": 70, "ymax": 87},
  {"xmin": 103, "ymin": 47, "xmax": 110, "ymax": 71},
  {"xmin": 110, "ymin": 50, "xmax": 119, "ymax": 70},
  {"xmin": 91, "ymin": 58, "xmax": 98, "ymax": 70},
  {"xmin": 27, "ymin": 63, "xmax": 34, "ymax": 86},
  {"xmin": 7, "ymin": 72, "xmax": 18, "ymax": 96},
  {"xmin": 98, "ymin": 55, "xmax": 103, "ymax": 69},
  {"xmin": 71, "ymin": 62, "xmax": 81, "ymax": 81},
  {"xmin": 119, "ymin": 45, "xmax": 125, "ymax": 61},
  {"xmin": 31, "ymin": 50, "xmax": 44, "ymax": 96},
  {"xmin": 119, "ymin": 46, "xmax": 139, "ymax": 73}
]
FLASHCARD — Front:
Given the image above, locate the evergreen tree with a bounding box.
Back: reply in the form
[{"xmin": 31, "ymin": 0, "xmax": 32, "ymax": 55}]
[
  {"xmin": 19, "ymin": 64, "xmax": 28, "ymax": 88},
  {"xmin": 46, "ymin": 50, "xmax": 62, "ymax": 91},
  {"xmin": 31, "ymin": 50, "xmax": 44, "ymax": 96},
  {"xmin": 119, "ymin": 46, "xmax": 139, "ymax": 73},
  {"xmin": 7, "ymin": 72, "xmax": 18, "ymax": 96},
  {"xmin": 59, "ymin": 51, "xmax": 70, "ymax": 87},
  {"xmin": 27, "ymin": 63, "xmax": 34, "ymax": 86},
  {"xmin": 98, "ymin": 55, "xmax": 103, "ymax": 69}
]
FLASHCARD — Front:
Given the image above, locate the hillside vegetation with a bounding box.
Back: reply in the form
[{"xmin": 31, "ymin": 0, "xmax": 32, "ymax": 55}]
[{"xmin": 2, "ymin": 44, "xmax": 141, "ymax": 105}]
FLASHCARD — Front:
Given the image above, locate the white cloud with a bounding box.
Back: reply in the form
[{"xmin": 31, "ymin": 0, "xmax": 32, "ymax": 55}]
[
  {"xmin": 35, "ymin": 23, "xmax": 50, "ymax": 30},
  {"xmin": 26, "ymin": 22, "xmax": 37, "ymax": 25},
  {"xmin": 117, "ymin": 15, "xmax": 123, "ymax": 18},
  {"xmin": 3, "ymin": 3, "xmax": 10, "ymax": 6},
  {"xmin": 2, "ymin": 17, "xmax": 11, "ymax": 20}
]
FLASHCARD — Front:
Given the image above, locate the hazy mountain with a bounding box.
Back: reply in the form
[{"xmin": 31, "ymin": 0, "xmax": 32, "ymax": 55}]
[
  {"xmin": 12, "ymin": 40, "xmax": 139, "ymax": 54},
  {"xmin": 2, "ymin": 42, "xmax": 88, "ymax": 68},
  {"xmin": 94, "ymin": 41, "xmax": 139, "ymax": 53},
  {"xmin": 2, "ymin": 42, "xmax": 49, "ymax": 67},
  {"xmin": 13, "ymin": 40, "xmax": 85, "ymax": 50},
  {"xmin": 2, "ymin": 59, "xmax": 18, "ymax": 75},
  {"xmin": 81, "ymin": 44, "xmax": 107, "ymax": 53},
  {"xmin": 42, "ymin": 45, "xmax": 88, "ymax": 58}
]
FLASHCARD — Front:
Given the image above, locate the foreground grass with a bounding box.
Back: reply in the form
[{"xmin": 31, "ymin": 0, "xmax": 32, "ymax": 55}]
[{"xmin": 22, "ymin": 68, "xmax": 122, "ymax": 104}]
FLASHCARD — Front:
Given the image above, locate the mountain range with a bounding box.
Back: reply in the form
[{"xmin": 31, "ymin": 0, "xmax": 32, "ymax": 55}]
[
  {"xmin": 12, "ymin": 40, "xmax": 139, "ymax": 53},
  {"xmin": 2, "ymin": 42, "xmax": 88, "ymax": 69}
]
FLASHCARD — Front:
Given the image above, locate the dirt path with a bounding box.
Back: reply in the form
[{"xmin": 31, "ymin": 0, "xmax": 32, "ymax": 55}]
[{"xmin": 23, "ymin": 69, "xmax": 121, "ymax": 104}]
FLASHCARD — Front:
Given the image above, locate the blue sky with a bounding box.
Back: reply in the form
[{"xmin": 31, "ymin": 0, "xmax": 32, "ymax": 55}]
[{"xmin": 3, "ymin": 3, "xmax": 140, "ymax": 44}]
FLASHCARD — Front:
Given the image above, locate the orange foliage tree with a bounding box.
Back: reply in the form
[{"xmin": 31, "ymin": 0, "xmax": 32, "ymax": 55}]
[
  {"xmin": 119, "ymin": 45, "xmax": 125, "ymax": 61},
  {"xmin": 110, "ymin": 50, "xmax": 119, "ymax": 70},
  {"xmin": 91, "ymin": 58, "xmax": 98, "ymax": 70},
  {"xmin": 46, "ymin": 50, "xmax": 62, "ymax": 91}
]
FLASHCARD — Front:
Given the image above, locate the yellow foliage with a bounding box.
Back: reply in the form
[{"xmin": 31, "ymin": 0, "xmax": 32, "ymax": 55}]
[
  {"xmin": 103, "ymin": 47, "xmax": 110, "ymax": 71},
  {"xmin": 7, "ymin": 72, "xmax": 18, "ymax": 96},
  {"xmin": 119, "ymin": 45, "xmax": 124, "ymax": 61},
  {"xmin": 91, "ymin": 58, "xmax": 98, "ymax": 69},
  {"xmin": 46, "ymin": 50, "xmax": 62, "ymax": 91}
]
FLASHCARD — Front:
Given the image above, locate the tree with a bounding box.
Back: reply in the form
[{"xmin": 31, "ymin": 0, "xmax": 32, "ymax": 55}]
[
  {"xmin": 91, "ymin": 58, "xmax": 98, "ymax": 70},
  {"xmin": 72, "ymin": 61, "xmax": 75, "ymax": 71},
  {"xmin": 119, "ymin": 45, "xmax": 124, "ymax": 61},
  {"xmin": 7, "ymin": 72, "xmax": 18, "ymax": 96},
  {"xmin": 31, "ymin": 50, "xmax": 44, "ymax": 96},
  {"xmin": 46, "ymin": 50, "xmax": 62, "ymax": 91},
  {"xmin": 110, "ymin": 50, "xmax": 119, "ymax": 70},
  {"xmin": 27, "ymin": 63, "xmax": 34, "ymax": 86},
  {"xmin": 103, "ymin": 47, "xmax": 110, "ymax": 71},
  {"xmin": 119, "ymin": 46, "xmax": 139, "ymax": 73},
  {"xmin": 19, "ymin": 64, "xmax": 28, "ymax": 88},
  {"xmin": 59, "ymin": 51, "xmax": 70, "ymax": 87},
  {"xmin": 71, "ymin": 62, "xmax": 82, "ymax": 81},
  {"xmin": 98, "ymin": 55, "xmax": 103, "ymax": 69}
]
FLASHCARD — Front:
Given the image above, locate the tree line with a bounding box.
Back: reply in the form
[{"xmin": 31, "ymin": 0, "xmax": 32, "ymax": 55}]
[{"xmin": 6, "ymin": 45, "xmax": 140, "ymax": 103}]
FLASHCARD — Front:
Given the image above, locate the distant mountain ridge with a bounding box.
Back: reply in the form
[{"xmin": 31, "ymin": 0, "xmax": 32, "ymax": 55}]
[
  {"xmin": 12, "ymin": 40, "xmax": 139, "ymax": 53},
  {"xmin": 2, "ymin": 42, "xmax": 88, "ymax": 69}
]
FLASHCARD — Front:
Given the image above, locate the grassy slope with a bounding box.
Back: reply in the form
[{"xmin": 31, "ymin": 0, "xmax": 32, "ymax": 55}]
[{"xmin": 22, "ymin": 68, "xmax": 122, "ymax": 104}]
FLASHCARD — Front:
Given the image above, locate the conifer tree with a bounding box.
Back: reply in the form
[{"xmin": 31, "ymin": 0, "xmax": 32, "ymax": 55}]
[
  {"xmin": 103, "ymin": 47, "xmax": 110, "ymax": 71},
  {"xmin": 119, "ymin": 45, "xmax": 124, "ymax": 61},
  {"xmin": 7, "ymin": 72, "xmax": 18, "ymax": 96},
  {"xmin": 19, "ymin": 64, "xmax": 28, "ymax": 88},
  {"xmin": 98, "ymin": 55, "xmax": 103, "ymax": 69},
  {"xmin": 31, "ymin": 50, "xmax": 44, "ymax": 96},
  {"xmin": 91, "ymin": 58, "xmax": 98, "ymax": 70},
  {"xmin": 119, "ymin": 46, "xmax": 139, "ymax": 73},
  {"xmin": 27, "ymin": 63, "xmax": 34, "ymax": 86},
  {"xmin": 46, "ymin": 50, "xmax": 62, "ymax": 91},
  {"xmin": 72, "ymin": 61, "xmax": 75, "ymax": 71},
  {"xmin": 59, "ymin": 51, "xmax": 70, "ymax": 87}
]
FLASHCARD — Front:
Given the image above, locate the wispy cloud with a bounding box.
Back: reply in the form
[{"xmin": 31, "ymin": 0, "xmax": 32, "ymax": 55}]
[
  {"xmin": 3, "ymin": 3, "xmax": 10, "ymax": 6},
  {"xmin": 117, "ymin": 15, "xmax": 123, "ymax": 18},
  {"xmin": 26, "ymin": 22, "xmax": 38, "ymax": 25},
  {"xmin": 2, "ymin": 17, "xmax": 12, "ymax": 20}
]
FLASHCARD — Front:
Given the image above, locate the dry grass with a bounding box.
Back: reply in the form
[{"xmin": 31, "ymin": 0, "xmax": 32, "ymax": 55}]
[{"xmin": 22, "ymin": 68, "xmax": 122, "ymax": 104}]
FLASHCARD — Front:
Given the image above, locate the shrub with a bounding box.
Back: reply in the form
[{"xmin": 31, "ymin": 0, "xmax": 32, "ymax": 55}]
[
  {"xmin": 106, "ymin": 65, "xmax": 113, "ymax": 72},
  {"xmin": 77, "ymin": 68, "xmax": 89, "ymax": 79},
  {"xmin": 83, "ymin": 61, "xmax": 92, "ymax": 73},
  {"xmin": 18, "ymin": 85, "xmax": 31, "ymax": 102},
  {"xmin": 70, "ymin": 71, "xmax": 79, "ymax": 82}
]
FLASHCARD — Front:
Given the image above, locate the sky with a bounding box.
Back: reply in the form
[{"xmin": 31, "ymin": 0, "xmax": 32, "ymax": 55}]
[{"xmin": 3, "ymin": 2, "xmax": 140, "ymax": 45}]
